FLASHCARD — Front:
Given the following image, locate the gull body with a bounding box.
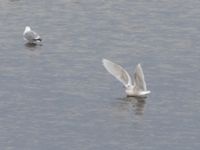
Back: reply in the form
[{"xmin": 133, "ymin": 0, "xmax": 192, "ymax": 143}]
[
  {"xmin": 23, "ymin": 26, "xmax": 42, "ymax": 44},
  {"xmin": 102, "ymin": 59, "xmax": 151, "ymax": 97}
]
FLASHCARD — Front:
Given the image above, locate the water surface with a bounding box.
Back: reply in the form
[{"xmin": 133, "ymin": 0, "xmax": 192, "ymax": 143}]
[{"xmin": 0, "ymin": 0, "xmax": 199, "ymax": 150}]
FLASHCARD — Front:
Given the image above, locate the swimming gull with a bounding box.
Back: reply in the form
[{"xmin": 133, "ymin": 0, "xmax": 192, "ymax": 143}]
[
  {"xmin": 23, "ymin": 26, "xmax": 42, "ymax": 44},
  {"xmin": 102, "ymin": 58, "xmax": 151, "ymax": 97}
]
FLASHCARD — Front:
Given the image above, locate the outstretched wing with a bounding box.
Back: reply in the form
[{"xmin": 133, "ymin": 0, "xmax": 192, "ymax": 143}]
[
  {"xmin": 133, "ymin": 64, "xmax": 147, "ymax": 91},
  {"xmin": 102, "ymin": 59, "xmax": 132, "ymax": 87}
]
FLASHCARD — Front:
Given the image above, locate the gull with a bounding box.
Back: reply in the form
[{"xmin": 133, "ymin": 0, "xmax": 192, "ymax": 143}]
[
  {"xmin": 102, "ymin": 58, "xmax": 151, "ymax": 97},
  {"xmin": 23, "ymin": 26, "xmax": 42, "ymax": 44}
]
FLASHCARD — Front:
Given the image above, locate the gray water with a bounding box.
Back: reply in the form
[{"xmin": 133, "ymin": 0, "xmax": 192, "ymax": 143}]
[{"xmin": 0, "ymin": 0, "xmax": 200, "ymax": 150}]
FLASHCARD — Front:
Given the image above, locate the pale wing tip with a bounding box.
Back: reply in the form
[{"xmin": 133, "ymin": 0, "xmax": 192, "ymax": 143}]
[
  {"xmin": 137, "ymin": 63, "xmax": 141, "ymax": 68},
  {"xmin": 102, "ymin": 58, "xmax": 105, "ymax": 66},
  {"xmin": 136, "ymin": 63, "xmax": 144, "ymax": 73},
  {"xmin": 102, "ymin": 58, "xmax": 109, "ymax": 66},
  {"xmin": 102, "ymin": 58, "xmax": 108, "ymax": 63}
]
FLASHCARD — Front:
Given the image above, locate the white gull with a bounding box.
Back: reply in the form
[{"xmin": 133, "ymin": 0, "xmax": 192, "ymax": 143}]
[
  {"xmin": 23, "ymin": 26, "xmax": 42, "ymax": 44},
  {"xmin": 102, "ymin": 58, "xmax": 150, "ymax": 97}
]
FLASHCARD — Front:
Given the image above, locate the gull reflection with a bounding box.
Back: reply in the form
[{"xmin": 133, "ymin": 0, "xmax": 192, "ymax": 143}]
[
  {"xmin": 25, "ymin": 43, "xmax": 37, "ymax": 48},
  {"xmin": 9, "ymin": 0, "xmax": 20, "ymax": 2},
  {"xmin": 25, "ymin": 43, "xmax": 42, "ymax": 48},
  {"xmin": 24, "ymin": 43, "xmax": 42, "ymax": 57},
  {"xmin": 118, "ymin": 97, "xmax": 146, "ymax": 116}
]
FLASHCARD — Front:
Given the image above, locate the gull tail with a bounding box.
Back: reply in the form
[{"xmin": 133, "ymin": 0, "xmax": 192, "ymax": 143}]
[{"xmin": 34, "ymin": 38, "xmax": 42, "ymax": 42}]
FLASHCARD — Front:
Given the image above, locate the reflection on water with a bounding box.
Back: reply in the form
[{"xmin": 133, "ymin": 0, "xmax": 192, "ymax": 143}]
[
  {"xmin": 24, "ymin": 43, "xmax": 42, "ymax": 57},
  {"xmin": 0, "ymin": 0, "xmax": 199, "ymax": 149},
  {"xmin": 25, "ymin": 43, "xmax": 43, "ymax": 48},
  {"xmin": 9, "ymin": 0, "xmax": 20, "ymax": 2},
  {"xmin": 24, "ymin": 43, "xmax": 37, "ymax": 48},
  {"xmin": 118, "ymin": 97, "xmax": 146, "ymax": 116}
]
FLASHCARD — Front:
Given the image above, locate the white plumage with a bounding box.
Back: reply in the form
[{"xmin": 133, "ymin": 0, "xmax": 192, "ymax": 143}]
[
  {"xmin": 23, "ymin": 26, "xmax": 42, "ymax": 44},
  {"xmin": 102, "ymin": 58, "xmax": 151, "ymax": 97}
]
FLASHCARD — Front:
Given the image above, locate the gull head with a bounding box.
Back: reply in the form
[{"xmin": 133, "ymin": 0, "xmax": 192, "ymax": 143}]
[{"xmin": 24, "ymin": 26, "xmax": 31, "ymax": 32}]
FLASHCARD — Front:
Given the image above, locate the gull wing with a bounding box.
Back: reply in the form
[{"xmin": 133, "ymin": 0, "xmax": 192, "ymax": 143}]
[
  {"xmin": 133, "ymin": 64, "xmax": 147, "ymax": 91},
  {"xmin": 102, "ymin": 59, "xmax": 132, "ymax": 87},
  {"xmin": 33, "ymin": 30, "xmax": 41, "ymax": 40},
  {"xmin": 25, "ymin": 30, "xmax": 41, "ymax": 41}
]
